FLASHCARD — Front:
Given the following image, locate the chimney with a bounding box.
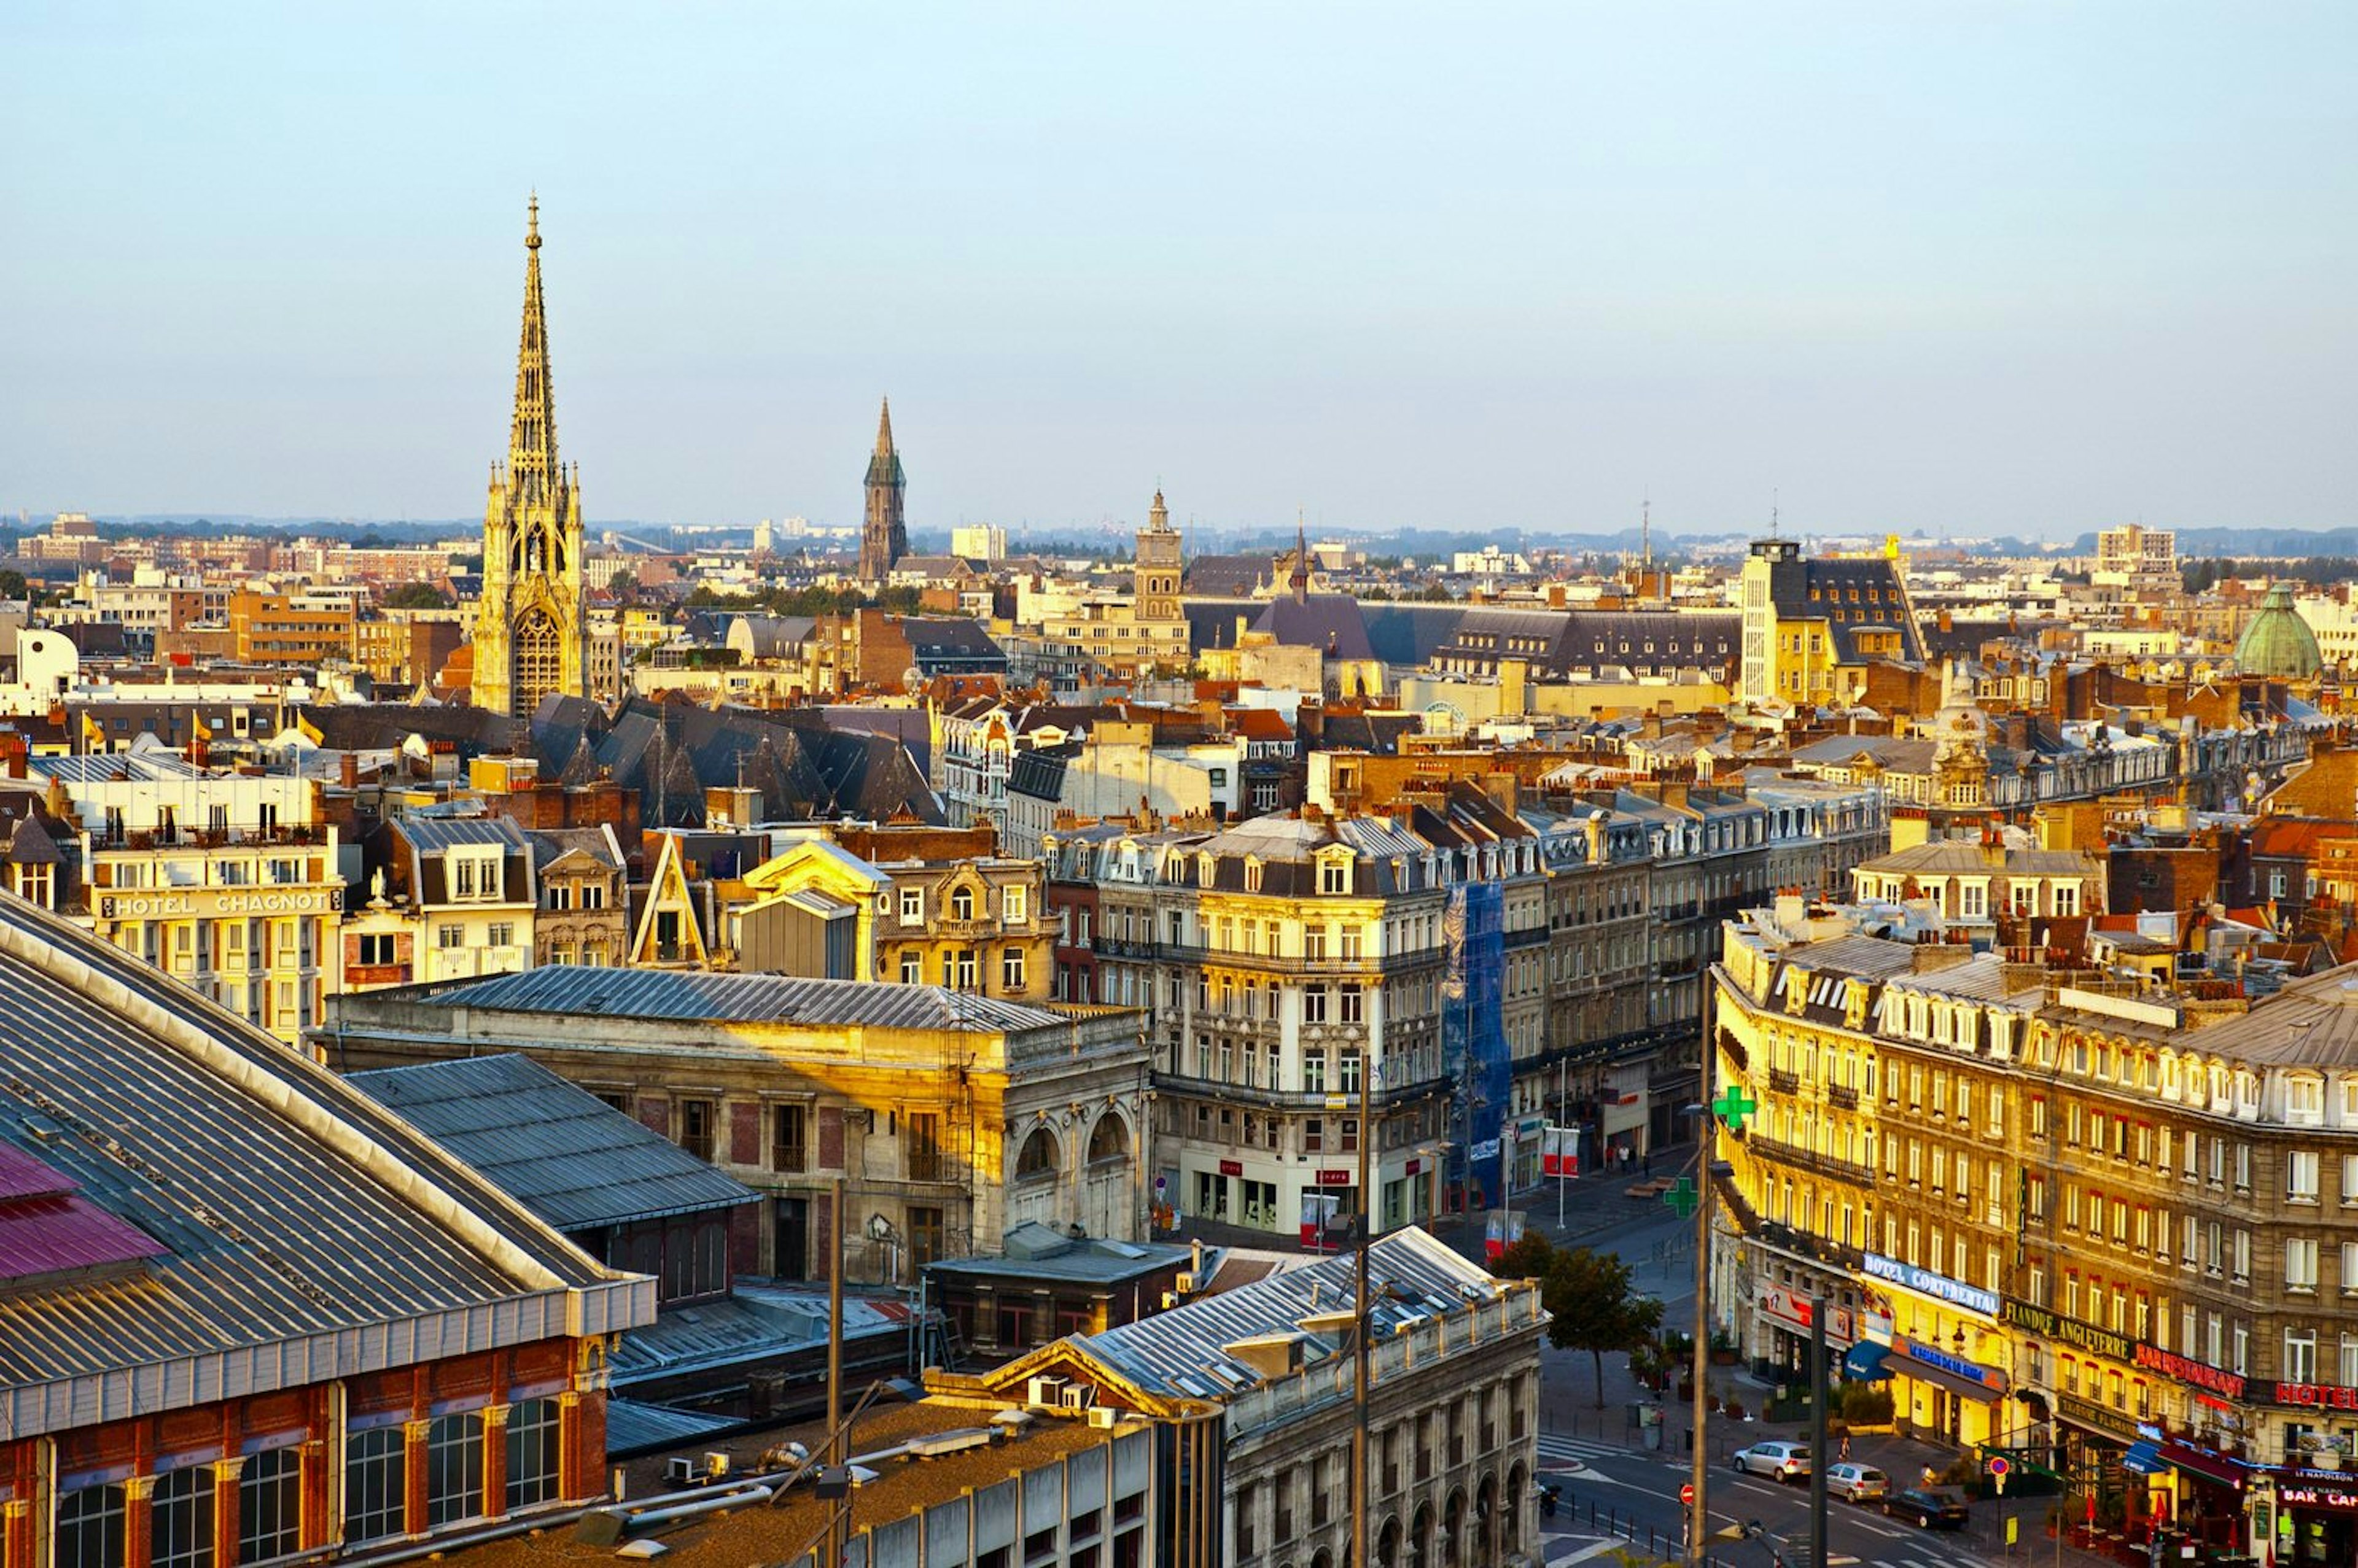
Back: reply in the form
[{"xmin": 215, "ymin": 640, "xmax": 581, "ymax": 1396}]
[{"xmin": 340, "ymin": 751, "xmax": 359, "ymax": 790}]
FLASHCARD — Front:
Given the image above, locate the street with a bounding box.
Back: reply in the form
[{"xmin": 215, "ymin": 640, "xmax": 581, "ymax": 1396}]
[{"xmin": 1461, "ymin": 1171, "xmax": 2103, "ymax": 1568}]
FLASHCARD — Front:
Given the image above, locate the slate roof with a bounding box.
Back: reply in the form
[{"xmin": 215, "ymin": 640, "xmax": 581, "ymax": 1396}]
[
  {"xmin": 0, "ymin": 893, "xmax": 648, "ymax": 1435},
  {"xmin": 346, "ymin": 1054, "xmax": 755, "ymax": 1232},
  {"xmin": 1073, "ymin": 1227, "xmax": 1506, "ymax": 1402},
  {"xmin": 1250, "ymin": 594, "xmax": 1377, "ymax": 661},
  {"xmin": 902, "ymin": 618, "xmax": 1007, "ymax": 672},
  {"xmin": 297, "ymin": 701, "xmax": 522, "ymax": 755},
  {"xmin": 412, "ymin": 964, "xmax": 1073, "ymax": 1035},
  {"xmin": 1183, "ymin": 556, "xmax": 1279, "ymax": 597}
]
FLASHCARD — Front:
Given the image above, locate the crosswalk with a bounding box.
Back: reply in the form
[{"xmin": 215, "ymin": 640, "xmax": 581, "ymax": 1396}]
[{"xmin": 1535, "ymin": 1432, "xmax": 1641, "ymax": 1467}]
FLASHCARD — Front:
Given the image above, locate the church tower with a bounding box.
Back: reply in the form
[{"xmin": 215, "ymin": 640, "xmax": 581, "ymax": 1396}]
[
  {"xmin": 1133, "ymin": 487, "xmax": 1186, "ymax": 673},
  {"xmin": 859, "ymin": 398, "xmax": 908, "ymax": 584},
  {"xmin": 473, "ymin": 198, "xmax": 587, "ymax": 719}
]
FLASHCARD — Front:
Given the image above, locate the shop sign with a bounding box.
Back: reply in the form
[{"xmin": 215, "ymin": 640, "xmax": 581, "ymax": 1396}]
[
  {"xmin": 1756, "ymin": 1286, "xmax": 1856, "ymax": 1345},
  {"xmin": 1893, "ymin": 1334, "xmax": 2007, "ymax": 1392},
  {"xmin": 1406, "ymin": 1159, "xmax": 1422, "ymax": 1176},
  {"xmin": 1218, "ymin": 1159, "xmax": 1243, "ymax": 1177},
  {"xmin": 2133, "ymin": 1344, "xmax": 2246, "ymax": 1400},
  {"xmin": 1864, "ymin": 1252, "xmax": 1999, "ymax": 1318},
  {"xmin": 2004, "ymin": 1300, "xmax": 2136, "ymax": 1365},
  {"xmin": 2059, "ymin": 1392, "xmax": 2137, "ymax": 1442},
  {"xmin": 2273, "ymin": 1384, "xmax": 2358, "ymax": 1412},
  {"xmin": 2276, "ymin": 1485, "xmax": 2358, "ymax": 1511},
  {"xmin": 1315, "ymin": 1169, "xmax": 1353, "ymax": 1187}
]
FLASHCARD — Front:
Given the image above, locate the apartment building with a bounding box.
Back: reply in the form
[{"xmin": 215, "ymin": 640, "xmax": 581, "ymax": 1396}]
[
  {"xmin": 342, "ymin": 812, "xmax": 536, "ymax": 991},
  {"xmin": 1718, "ymin": 906, "xmax": 2358, "ymax": 1562}
]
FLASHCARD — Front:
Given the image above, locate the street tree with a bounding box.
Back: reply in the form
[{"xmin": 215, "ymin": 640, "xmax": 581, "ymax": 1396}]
[{"xmin": 1492, "ymin": 1235, "xmax": 1665, "ymax": 1408}]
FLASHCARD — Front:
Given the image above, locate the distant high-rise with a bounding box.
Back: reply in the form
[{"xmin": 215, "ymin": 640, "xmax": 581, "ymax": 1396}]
[
  {"xmin": 859, "ymin": 398, "xmax": 908, "ymax": 583},
  {"xmin": 473, "ymin": 198, "xmax": 587, "ymax": 718}
]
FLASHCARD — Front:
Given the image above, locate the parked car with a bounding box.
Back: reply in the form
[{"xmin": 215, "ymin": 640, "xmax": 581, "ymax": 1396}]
[
  {"xmin": 1885, "ymin": 1488, "xmax": 1971, "ymax": 1529},
  {"xmin": 1824, "ymin": 1463, "xmax": 1890, "ymax": 1503},
  {"xmin": 1732, "ymin": 1442, "xmax": 1811, "ymax": 1482}
]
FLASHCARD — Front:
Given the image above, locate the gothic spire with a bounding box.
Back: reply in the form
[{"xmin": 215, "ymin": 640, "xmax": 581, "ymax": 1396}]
[
  {"xmin": 508, "ymin": 195, "xmax": 559, "ymax": 505},
  {"xmin": 1291, "ymin": 508, "xmax": 1310, "ymax": 602},
  {"xmin": 875, "ymin": 397, "xmax": 895, "ymax": 457}
]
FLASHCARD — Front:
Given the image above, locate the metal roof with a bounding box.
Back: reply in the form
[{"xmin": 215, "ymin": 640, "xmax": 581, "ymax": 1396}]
[
  {"xmin": 346, "ymin": 1054, "xmax": 756, "ymax": 1232},
  {"xmin": 1075, "ymin": 1228, "xmax": 1503, "ymax": 1400},
  {"xmin": 419, "ymin": 964, "xmax": 1074, "ymax": 1034},
  {"xmin": 0, "ymin": 893, "xmax": 652, "ymax": 1436},
  {"xmin": 396, "ymin": 813, "xmax": 532, "ymax": 855}
]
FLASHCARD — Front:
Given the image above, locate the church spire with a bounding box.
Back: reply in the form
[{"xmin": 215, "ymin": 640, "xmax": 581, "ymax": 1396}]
[
  {"xmin": 508, "ymin": 195, "xmax": 559, "ymax": 506},
  {"xmin": 875, "ymin": 396, "xmax": 895, "ymax": 457},
  {"xmin": 860, "ymin": 397, "xmax": 909, "ymax": 583},
  {"xmin": 1291, "ymin": 509, "xmax": 1310, "ymax": 602}
]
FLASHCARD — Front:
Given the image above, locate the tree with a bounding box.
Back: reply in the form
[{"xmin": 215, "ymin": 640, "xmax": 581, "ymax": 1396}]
[
  {"xmin": 382, "ymin": 581, "xmax": 451, "ymax": 610},
  {"xmin": 0, "ymin": 570, "xmax": 27, "ymax": 603},
  {"xmin": 1492, "ymin": 1235, "xmax": 1664, "ymax": 1408}
]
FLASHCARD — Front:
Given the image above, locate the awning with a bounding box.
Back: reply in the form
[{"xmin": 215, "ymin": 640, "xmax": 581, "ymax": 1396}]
[
  {"xmin": 1843, "ymin": 1342, "xmax": 1892, "ymax": 1381},
  {"xmin": 1888, "ymin": 1349, "xmax": 2004, "ymax": 1403},
  {"xmin": 2122, "ymin": 1442, "xmax": 2169, "ymax": 1476}
]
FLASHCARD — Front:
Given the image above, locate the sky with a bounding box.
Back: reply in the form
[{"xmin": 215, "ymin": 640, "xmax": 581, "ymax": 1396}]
[{"xmin": 2, "ymin": 3, "xmax": 2354, "ymax": 541}]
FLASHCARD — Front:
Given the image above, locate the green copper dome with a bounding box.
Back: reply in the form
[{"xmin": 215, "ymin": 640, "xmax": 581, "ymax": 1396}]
[{"xmin": 2233, "ymin": 581, "xmax": 2322, "ymax": 679}]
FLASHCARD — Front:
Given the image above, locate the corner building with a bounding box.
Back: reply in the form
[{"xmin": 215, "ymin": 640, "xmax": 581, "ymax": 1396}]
[{"xmin": 1718, "ymin": 910, "xmax": 2358, "ymax": 1564}]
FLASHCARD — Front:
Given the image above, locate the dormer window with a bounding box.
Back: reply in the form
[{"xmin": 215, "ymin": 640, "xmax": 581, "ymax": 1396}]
[
  {"xmin": 1243, "ymin": 856, "xmax": 1263, "ymax": 893},
  {"xmin": 1320, "ymin": 857, "xmax": 1350, "ymax": 895},
  {"xmin": 952, "ymin": 887, "xmax": 976, "ymax": 922}
]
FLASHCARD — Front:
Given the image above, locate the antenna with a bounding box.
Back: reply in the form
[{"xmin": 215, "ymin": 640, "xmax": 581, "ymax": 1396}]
[
  {"xmin": 1770, "ymin": 489, "xmax": 1781, "ymax": 540},
  {"xmin": 1641, "ymin": 494, "xmax": 1652, "ymax": 575}
]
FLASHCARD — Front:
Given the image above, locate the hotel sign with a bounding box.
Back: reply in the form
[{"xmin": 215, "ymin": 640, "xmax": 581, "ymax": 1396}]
[
  {"xmin": 1864, "ymin": 1252, "xmax": 1999, "ymax": 1319},
  {"xmin": 100, "ymin": 887, "xmax": 336, "ymax": 920},
  {"xmin": 2272, "ymin": 1384, "xmax": 2358, "ymax": 1412}
]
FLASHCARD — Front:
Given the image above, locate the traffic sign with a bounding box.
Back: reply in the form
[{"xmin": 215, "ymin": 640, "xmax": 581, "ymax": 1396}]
[
  {"xmin": 1987, "ymin": 1457, "xmax": 2010, "ymax": 1476},
  {"xmin": 1681, "ymin": 1483, "xmax": 1695, "ymax": 1506}
]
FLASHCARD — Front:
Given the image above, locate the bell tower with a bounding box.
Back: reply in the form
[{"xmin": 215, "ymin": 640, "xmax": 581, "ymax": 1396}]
[
  {"xmin": 473, "ymin": 197, "xmax": 587, "ymax": 719},
  {"xmin": 859, "ymin": 398, "xmax": 908, "ymax": 584}
]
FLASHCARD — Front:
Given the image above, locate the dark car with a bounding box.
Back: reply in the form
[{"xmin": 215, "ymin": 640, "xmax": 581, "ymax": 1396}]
[{"xmin": 1885, "ymin": 1488, "xmax": 1971, "ymax": 1529}]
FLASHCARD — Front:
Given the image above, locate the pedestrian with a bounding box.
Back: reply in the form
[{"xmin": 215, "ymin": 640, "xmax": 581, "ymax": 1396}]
[
  {"xmin": 1920, "ymin": 1464, "xmax": 1937, "ymax": 1489},
  {"xmin": 1643, "ymin": 1150, "xmax": 1652, "ymax": 1176},
  {"xmin": 1839, "ymin": 1434, "xmax": 1852, "ymax": 1462}
]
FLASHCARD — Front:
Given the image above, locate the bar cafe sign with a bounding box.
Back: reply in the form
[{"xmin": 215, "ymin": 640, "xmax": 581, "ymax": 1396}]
[
  {"xmin": 1756, "ymin": 1286, "xmax": 1856, "ymax": 1346},
  {"xmin": 1864, "ymin": 1252, "xmax": 1999, "ymax": 1319},
  {"xmin": 100, "ymin": 887, "xmax": 334, "ymax": 920}
]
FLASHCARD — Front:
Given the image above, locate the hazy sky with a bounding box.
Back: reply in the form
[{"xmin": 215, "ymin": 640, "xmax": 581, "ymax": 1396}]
[{"xmin": 4, "ymin": 3, "xmax": 2353, "ymax": 540}]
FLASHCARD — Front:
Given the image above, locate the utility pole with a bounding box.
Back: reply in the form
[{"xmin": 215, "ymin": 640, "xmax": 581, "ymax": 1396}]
[
  {"xmin": 1350, "ymin": 1039, "xmax": 1374, "ymax": 1568},
  {"xmin": 1689, "ymin": 1130, "xmax": 1711, "ymax": 1567},
  {"xmin": 825, "ymin": 1175, "xmax": 845, "ymax": 1568},
  {"xmin": 1808, "ymin": 1295, "xmax": 1829, "ymax": 1568}
]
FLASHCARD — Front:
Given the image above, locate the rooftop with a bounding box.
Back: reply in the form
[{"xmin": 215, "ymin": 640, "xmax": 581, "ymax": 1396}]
[{"xmin": 410, "ymin": 964, "xmax": 1078, "ymax": 1034}]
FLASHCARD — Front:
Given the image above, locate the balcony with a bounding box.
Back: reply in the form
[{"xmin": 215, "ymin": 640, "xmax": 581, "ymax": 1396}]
[
  {"xmin": 1767, "ymin": 1066, "xmax": 1800, "ymax": 1096},
  {"xmin": 1754, "ymin": 1218, "xmax": 1866, "ymax": 1273},
  {"xmin": 1827, "ymin": 1084, "xmax": 1859, "ymax": 1111},
  {"xmin": 1152, "ymin": 1069, "xmax": 1444, "ymax": 1110},
  {"xmin": 1718, "ymin": 1029, "xmax": 1749, "ymax": 1073},
  {"xmin": 1747, "ymin": 1133, "xmax": 1874, "ymax": 1188}
]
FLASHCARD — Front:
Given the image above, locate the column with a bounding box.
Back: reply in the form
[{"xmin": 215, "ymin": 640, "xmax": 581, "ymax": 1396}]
[
  {"xmin": 212, "ymin": 1457, "xmax": 246, "ymax": 1568},
  {"xmin": 402, "ymin": 1419, "xmax": 431, "ymax": 1536},
  {"xmin": 480, "ymin": 1406, "xmax": 510, "ymax": 1518},
  {"xmin": 121, "ymin": 1474, "xmax": 154, "ymax": 1568}
]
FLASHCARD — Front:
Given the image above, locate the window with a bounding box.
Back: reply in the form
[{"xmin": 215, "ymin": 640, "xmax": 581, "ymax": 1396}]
[
  {"xmin": 1002, "ymin": 947, "xmax": 1026, "ymax": 993},
  {"xmin": 357, "ymin": 933, "xmax": 396, "ymax": 966},
  {"xmin": 1003, "ymin": 885, "xmax": 1027, "ymax": 923},
  {"xmin": 2290, "ymin": 1237, "xmax": 2321, "ymax": 1293},
  {"xmin": 344, "ymin": 1426, "xmax": 407, "ymax": 1544},
  {"xmin": 900, "ymin": 952, "xmax": 921, "ymax": 984},
  {"xmin": 239, "ymin": 1446, "xmax": 303, "ymax": 1563},
  {"xmin": 772, "ymin": 1104, "xmax": 808, "ymax": 1173},
  {"xmin": 952, "ymin": 887, "xmax": 976, "ymax": 922},
  {"xmin": 437, "ymin": 923, "xmax": 464, "ymax": 949},
  {"xmin": 908, "ymin": 1112, "xmax": 945, "ymax": 1182},
  {"xmin": 152, "ymin": 1466, "xmax": 215, "ymax": 1568},
  {"xmin": 582, "ymin": 882, "xmax": 606, "ymax": 910},
  {"xmin": 427, "ymin": 1413, "xmax": 485, "ymax": 1526},
  {"xmin": 547, "ymin": 883, "xmax": 572, "ymax": 911},
  {"xmin": 2287, "ymin": 1328, "xmax": 2319, "ymax": 1384},
  {"xmin": 2289, "ymin": 1077, "xmax": 2325, "ymax": 1127},
  {"xmin": 1304, "ymin": 985, "xmax": 1328, "ymax": 1024},
  {"xmin": 505, "ymin": 1398, "xmax": 562, "ymax": 1511},
  {"xmin": 56, "ymin": 1483, "xmax": 126, "ymax": 1568},
  {"xmin": 678, "ymin": 1099, "xmax": 716, "ymax": 1163},
  {"xmin": 2344, "ymin": 1154, "xmax": 2358, "ymax": 1207},
  {"xmin": 487, "ymin": 922, "xmax": 514, "ymax": 948},
  {"xmin": 2291, "ymin": 1151, "xmax": 2321, "ymax": 1204},
  {"xmin": 1340, "ymin": 984, "xmax": 1364, "ymax": 1025},
  {"xmin": 899, "ymin": 888, "xmax": 924, "ymax": 925},
  {"xmin": 2344, "ymin": 1241, "xmax": 2358, "ymax": 1295},
  {"xmin": 1320, "ymin": 859, "xmax": 1349, "ymax": 895}
]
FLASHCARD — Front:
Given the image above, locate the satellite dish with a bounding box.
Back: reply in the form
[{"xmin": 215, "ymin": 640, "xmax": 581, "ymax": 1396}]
[{"xmin": 902, "ymin": 667, "xmax": 925, "ymax": 694}]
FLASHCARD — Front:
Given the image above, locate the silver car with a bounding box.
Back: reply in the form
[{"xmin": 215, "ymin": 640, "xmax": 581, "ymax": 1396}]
[
  {"xmin": 1825, "ymin": 1462, "xmax": 1889, "ymax": 1503},
  {"xmin": 1732, "ymin": 1442, "xmax": 1811, "ymax": 1482}
]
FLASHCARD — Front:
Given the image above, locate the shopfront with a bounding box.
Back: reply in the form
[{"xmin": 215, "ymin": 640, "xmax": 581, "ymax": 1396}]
[
  {"xmin": 2267, "ymin": 1478, "xmax": 2358, "ymax": 1566},
  {"xmin": 1862, "ymin": 1252, "xmax": 2007, "ymax": 1446},
  {"xmin": 1753, "ymin": 1283, "xmax": 1857, "ymax": 1379}
]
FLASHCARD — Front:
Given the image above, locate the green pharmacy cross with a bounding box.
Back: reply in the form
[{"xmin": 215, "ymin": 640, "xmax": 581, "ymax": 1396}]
[
  {"xmin": 1663, "ymin": 1176, "xmax": 1699, "ymax": 1219},
  {"xmin": 1712, "ymin": 1084, "xmax": 1757, "ymax": 1132}
]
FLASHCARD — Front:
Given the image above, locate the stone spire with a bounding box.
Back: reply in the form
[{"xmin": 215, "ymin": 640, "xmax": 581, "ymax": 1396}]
[
  {"xmin": 1290, "ymin": 510, "xmax": 1310, "ymax": 603},
  {"xmin": 507, "ymin": 194, "xmax": 559, "ymax": 508},
  {"xmin": 860, "ymin": 396, "xmax": 908, "ymax": 583}
]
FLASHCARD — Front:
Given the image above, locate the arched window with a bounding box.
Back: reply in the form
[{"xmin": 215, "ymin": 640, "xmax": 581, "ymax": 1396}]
[
  {"xmin": 1087, "ymin": 1116, "xmax": 1130, "ymax": 1165},
  {"xmin": 513, "ymin": 607, "xmax": 564, "ymax": 712},
  {"xmin": 1016, "ymin": 1127, "xmax": 1059, "ymax": 1180},
  {"xmin": 952, "ymin": 887, "xmax": 975, "ymax": 922}
]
